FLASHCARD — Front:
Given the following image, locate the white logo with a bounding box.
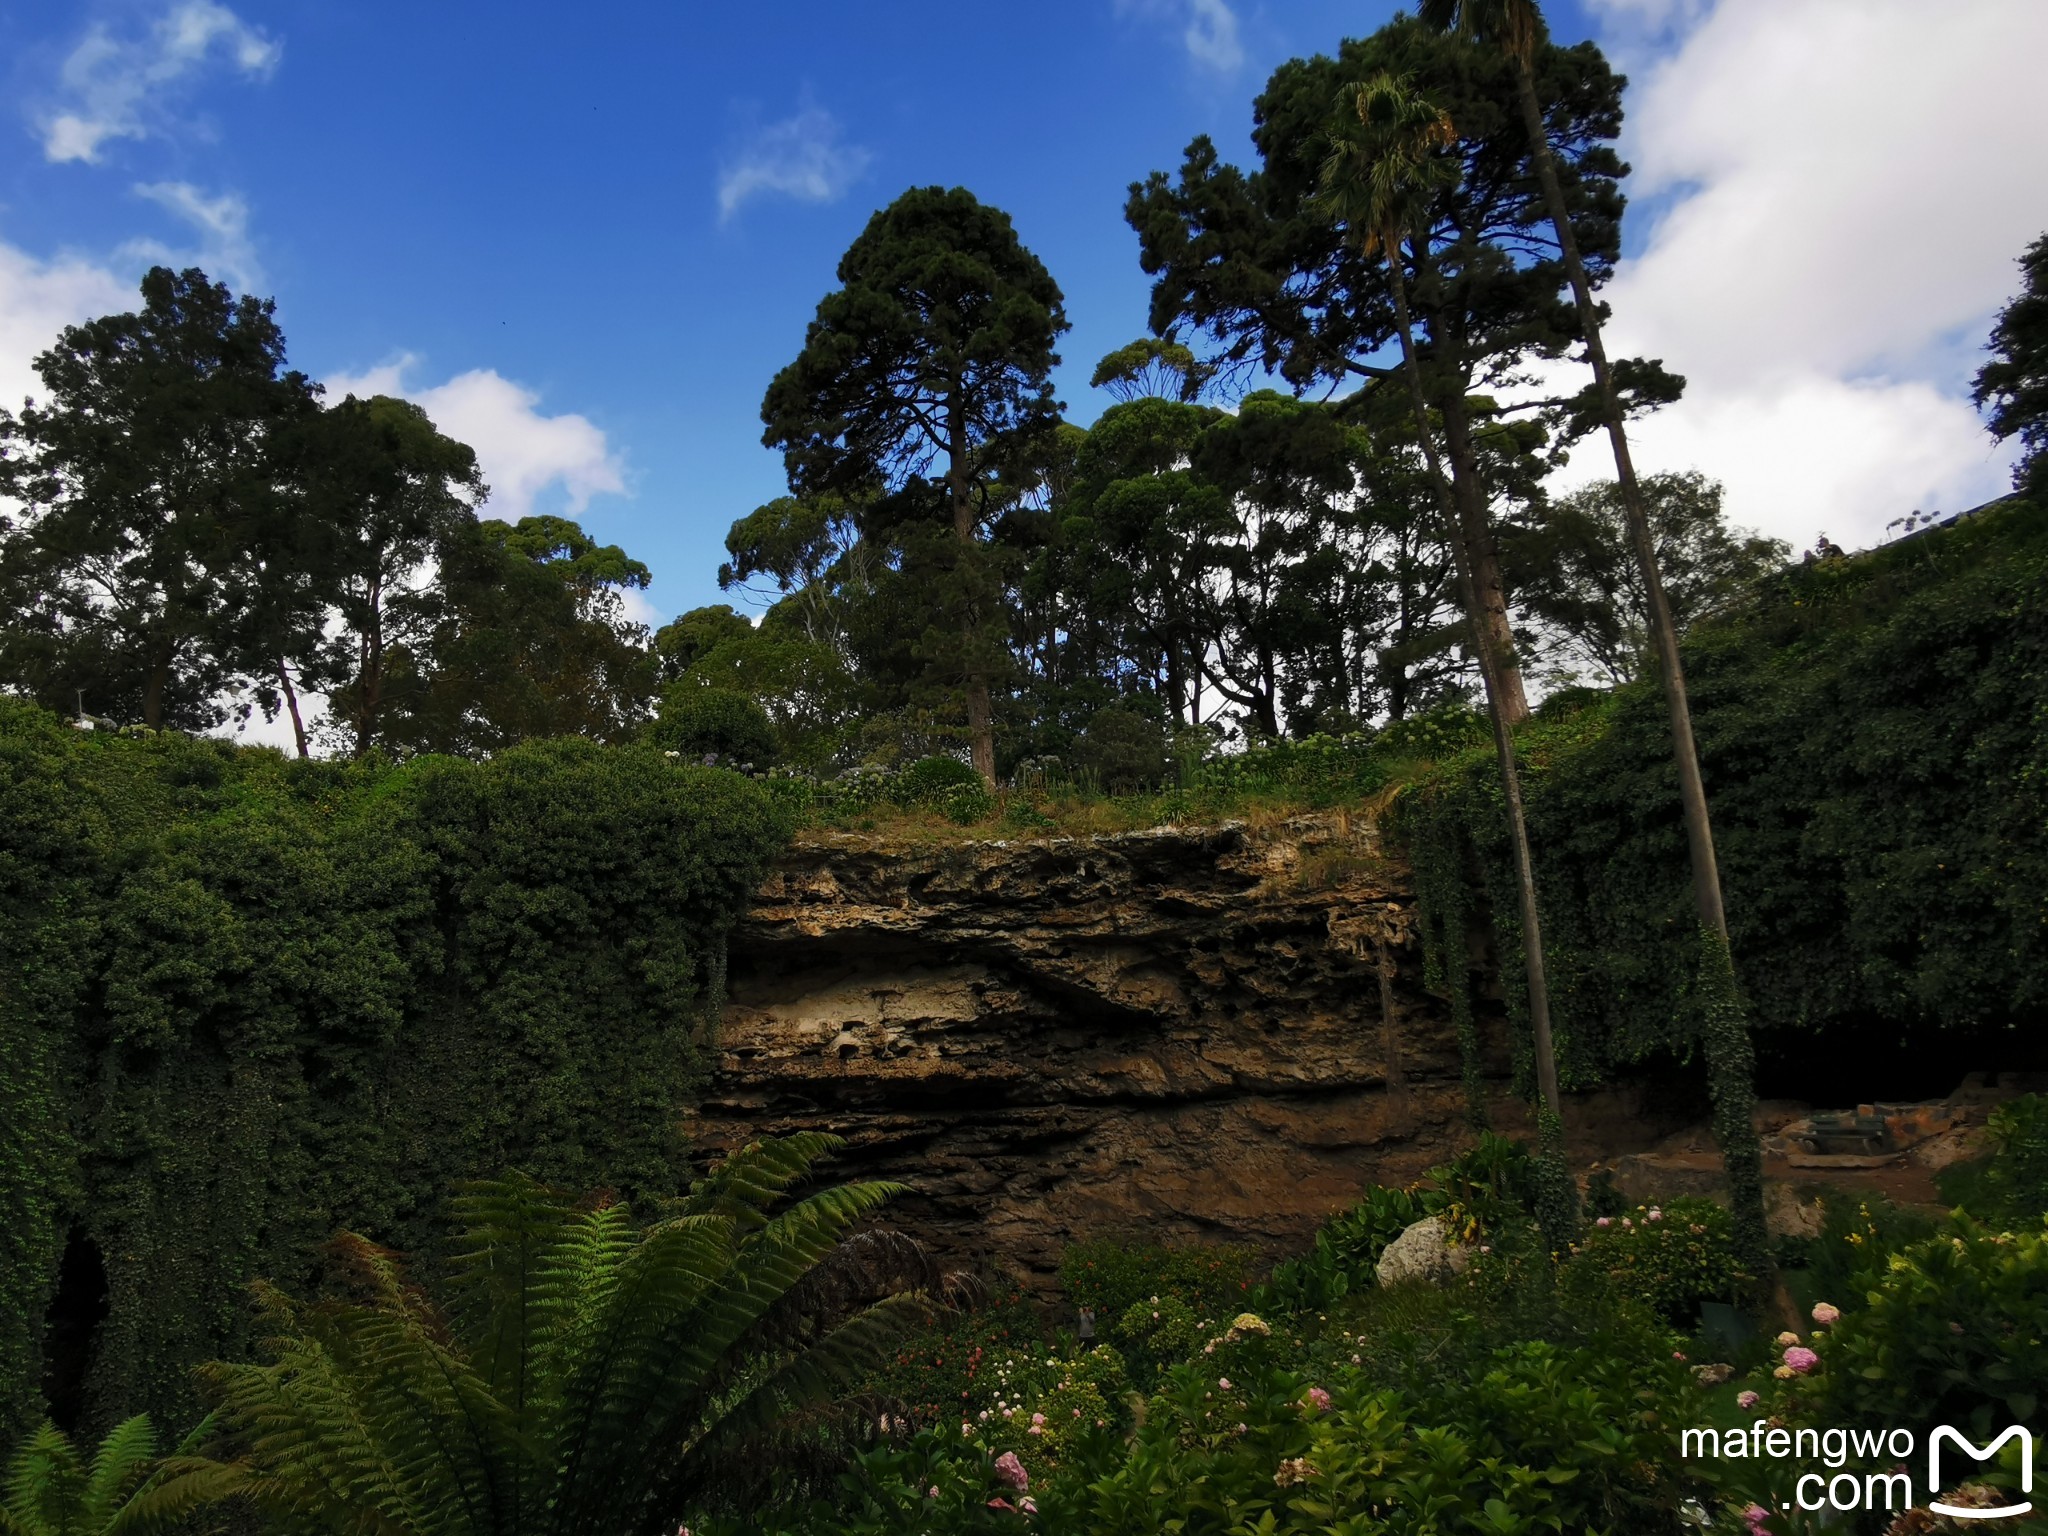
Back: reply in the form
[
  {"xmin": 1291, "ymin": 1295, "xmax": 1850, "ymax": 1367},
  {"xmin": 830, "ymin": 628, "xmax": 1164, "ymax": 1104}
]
[{"xmin": 1929, "ymin": 1426, "xmax": 2034, "ymax": 1520}]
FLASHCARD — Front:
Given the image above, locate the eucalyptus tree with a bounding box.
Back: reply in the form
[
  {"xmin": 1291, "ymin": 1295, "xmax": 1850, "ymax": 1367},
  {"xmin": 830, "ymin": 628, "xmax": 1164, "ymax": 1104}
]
[
  {"xmin": 1423, "ymin": 0, "xmax": 1767, "ymax": 1259},
  {"xmin": 762, "ymin": 186, "xmax": 1068, "ymax": 784},
  {"xmin": 383, "ymin": 515, "xmax": 658, "ymax": 756},
  {"xmin": 1975, "ymin": 231, "xmax": 2048, "ymax": 500},
  {"xmin": 1508, "ymin": 471, "xmax": 1786, "ymax": 686},
  {"xmin": 1319, "ymin": 70, "xmax": 1568, "ymax": 1161},
  {"xmin": 1194, "ymin": 391, "xmax": 1358, "ymax": 739},
  {"xmin": 0, "ymin": 266, "xmax": 320, "ymax": 729},
  {"xmin": 1060, "ymin": 396, "xmax": 1233, "ymax": 729},
  {"xmin": 282, "ymin": 393, "xmax": 484, "ymax": 756}
]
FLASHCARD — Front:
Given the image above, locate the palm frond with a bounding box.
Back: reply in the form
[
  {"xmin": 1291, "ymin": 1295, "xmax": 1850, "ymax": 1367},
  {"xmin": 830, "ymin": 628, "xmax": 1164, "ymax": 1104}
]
[{"xmin": 1417, "ymin": 0, "xmax": 1546, "ymax": 65}]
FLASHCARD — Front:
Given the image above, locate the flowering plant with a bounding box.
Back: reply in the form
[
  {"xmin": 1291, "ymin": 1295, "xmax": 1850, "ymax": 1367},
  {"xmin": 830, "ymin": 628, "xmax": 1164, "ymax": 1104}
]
[{"xmin": 1559, "ymin": 1197, "xmax": 1746, "ymax": 1325}]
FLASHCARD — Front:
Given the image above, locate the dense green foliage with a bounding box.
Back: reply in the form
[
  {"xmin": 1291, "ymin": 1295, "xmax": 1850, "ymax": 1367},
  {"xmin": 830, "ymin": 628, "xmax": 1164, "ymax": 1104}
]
[
  {"xmin": 0, "ymin": 271, "xmax": 656, "ymax": 756},
  {"xmin": 0, "ymin": 1414, "xmax": 231, "ymax": 1536},
  {"xmin": 1399, "ymin": 498, "xmax": 2048, "ymax": 1086},
  {"xmin": 1976, "ymin": 231, "xmax": 2048, "ymax": 502},
  {"xmin": 647, "ymin": 684, "xmax": 780, "ymax": 767},
  {"xmin": 0, "ymin": 704, "xmax": 787, "ymax": 1442},
  {"xmin": 181, "ymin": 1136, "xmax": 929, "ymax": 1536}
]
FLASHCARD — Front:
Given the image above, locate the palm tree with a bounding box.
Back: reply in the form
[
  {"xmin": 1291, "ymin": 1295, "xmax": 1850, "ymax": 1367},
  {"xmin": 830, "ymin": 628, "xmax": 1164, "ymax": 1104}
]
[
  {"xmin": 1320, "ymin": 75, "xmax": 1572, "ymax": 1222},
  {"xmin": 1, "ymin": 1415, "xmax": 232, "ymax": 1536},
  {"xmin": 180, "ymin": 1133, "xmax": 938, "ymax": 1536},
  {"xmin": 1418, "ymin": 0, "xmax": 1768, "ymax": 1262}
]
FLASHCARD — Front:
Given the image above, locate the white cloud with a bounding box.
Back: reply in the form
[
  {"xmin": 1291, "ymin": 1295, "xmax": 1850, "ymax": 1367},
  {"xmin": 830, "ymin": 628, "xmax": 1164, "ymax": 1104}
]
[
  {"xmin": 1118, "ymin": 0, "xmax": 1245, "ymax": 73},
  {"xmin": 717, "ymin": 103, "xmax": 871, "ymax": 224},
  {"xmin": 1559, "ymin": 0, "xmax": 2045, "ymax": 550},
  {"xmin": 0, "ymin": 236, "xmax": 133, "ymax": 415},
  {"xmin": 125, "ymin": 181, "xmax": 261, "ymax": 290},
  {"xmin": 326, "ymin": 356, "xmax": 626, "ymax": 521},
  {"xmin": 36, "ymin": 1, "xmax": 279, "ymax": 164}
]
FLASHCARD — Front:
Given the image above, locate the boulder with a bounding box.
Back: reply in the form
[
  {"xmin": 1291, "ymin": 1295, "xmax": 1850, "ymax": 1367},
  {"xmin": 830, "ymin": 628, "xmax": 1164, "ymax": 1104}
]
[{"xmin": 1374, "ymin": 1214, "xmax": 1470, "ymax": 1288}]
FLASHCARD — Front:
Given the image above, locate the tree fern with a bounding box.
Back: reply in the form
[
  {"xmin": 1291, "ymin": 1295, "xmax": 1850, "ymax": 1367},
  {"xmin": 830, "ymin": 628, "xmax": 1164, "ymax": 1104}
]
[
  {"xmin": 181, "ymin": 1134, "xmax": 926, "ymax": 1536},
  {"xmin": 2, "ymin": 1416, "xmax": 234, "ymax": 1536}
]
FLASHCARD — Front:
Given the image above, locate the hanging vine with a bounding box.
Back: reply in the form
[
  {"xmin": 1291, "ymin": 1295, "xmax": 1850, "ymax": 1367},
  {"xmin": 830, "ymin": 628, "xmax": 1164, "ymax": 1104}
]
[{"xmin": 0, "ymin": 708, "xmax": 789, "ymax": 1441}]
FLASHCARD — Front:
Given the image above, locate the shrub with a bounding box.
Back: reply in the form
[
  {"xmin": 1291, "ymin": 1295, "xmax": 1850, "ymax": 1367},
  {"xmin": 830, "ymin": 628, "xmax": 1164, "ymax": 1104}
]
[
  {"xmin": 891, "ymin": 754, "xmax": 981, "ymax": 805},
  {"xmin": 1978, "ymin": 1094, "xmax": 2048, "ymax": 1222},
  {"xmin": 647, "ymin": 684, "xmax": 778, "ymax": 766},
  {"xmin": 1814, "ymin": 1218, "xmax": 2048, "ymax": 1437},
  {"xmin": 181, "ymin": 1137, "xmax": 926, "ymax": 1530},
  {"xmin": 942, "ymin": 780, "xmax": 995, "ymax": 825},
  {"xmin": 1560, "ymin": 1198, "xmax": 1747, "ymax": 1327},
  {"xmin": 1082, "ymin": 1341, "xmax": 1714, "ymax": 1536},
  {"xmin": 1256, "ymin": 1185, "xmax": 1428, "ymax": 1311},
  {"xmin": 1072, "ymin": 707, "xmax": 1169, "ymax": 793},
  {"xmin": 1774, "ymin": 1194, "xmax": 1942, "ymax": 1305},
  {"xmin": 861, "ymin": 1290, "xmax": 1039, "ymax": 1427},
  {"xmin": 971, "ymin": 1344, "xmax": 1129, "ymax": 1466},
  {"xmin": 1058, "ymin": 1239, "xmax": 1255, "ymax": 1324}
]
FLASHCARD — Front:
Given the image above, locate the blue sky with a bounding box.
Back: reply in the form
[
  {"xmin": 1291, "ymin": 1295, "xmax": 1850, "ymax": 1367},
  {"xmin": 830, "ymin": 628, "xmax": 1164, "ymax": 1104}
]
[{"xmin": 3, "ymin": 0, "xmax": 2043, "ymax": 668}]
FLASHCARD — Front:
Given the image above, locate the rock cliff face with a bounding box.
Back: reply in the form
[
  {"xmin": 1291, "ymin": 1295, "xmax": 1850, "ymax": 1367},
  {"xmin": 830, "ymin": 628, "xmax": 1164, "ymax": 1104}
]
[{"xmin": 691, "ymin": 815, "xmax": 1687, "ymax": 1285}]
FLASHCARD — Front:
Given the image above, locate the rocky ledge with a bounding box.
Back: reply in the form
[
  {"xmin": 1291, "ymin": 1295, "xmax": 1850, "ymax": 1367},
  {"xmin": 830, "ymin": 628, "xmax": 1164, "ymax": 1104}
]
[{"xmin": 690, "ymin": 816, "xmax": 1693, "ymax": 1285}]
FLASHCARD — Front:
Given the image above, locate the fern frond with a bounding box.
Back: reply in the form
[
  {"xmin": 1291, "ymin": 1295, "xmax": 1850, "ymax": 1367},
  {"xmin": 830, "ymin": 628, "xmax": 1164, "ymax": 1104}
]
[
  {"xmin": 5, "ymin": 1422, "xmax": 85, "ymax": 1536},
  {"xmin": 712, "ymin": 1289, "xmax": 932, "ymax": 1446},
  {"xmin": 446, "ymin": 1171, "xmax": 583, "ymax": 1410},
  {"xmin": 681, "ymin": 1133, "xmax": 845, "ymax": 1231},
  {"xmin": 101, "ymin": 1459, "xmax": 251, "ymax": 1536},
  {"xmin": 80, "ymin": 1418, "xmax": 155, "ymax": 1529},
  {"xmin": 538, "ymin": 1216, "xmax": 739, "ymax": 1529}
]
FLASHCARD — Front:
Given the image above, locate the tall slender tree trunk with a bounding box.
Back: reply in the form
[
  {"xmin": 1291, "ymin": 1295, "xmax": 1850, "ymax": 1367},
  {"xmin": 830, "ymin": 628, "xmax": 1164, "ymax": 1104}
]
[
  {"xmin": 1388, "ymin": 252, "xmax": 1563, "ymax": 1130},
  {"xmin": 354, "ymin": 593, "xmax": 384, "ymax": 759},
  {"xmin": 1513, "ymin": 57, "xmax": 1765, "ymax": 1258},
  {"xmin": 143, "ymin": 640, "xmax": 172, "ymax": 728},
  {"xmin": 277, "ymin": 660, "xmax": 309, "ymax": 758},
  {"xmin": 948, "ymin": 394, "xmax": 998, "ymax": 785},
  {"xmin": 1436, "ymin": 391, "xmax": 1529, "ymax": 724}
]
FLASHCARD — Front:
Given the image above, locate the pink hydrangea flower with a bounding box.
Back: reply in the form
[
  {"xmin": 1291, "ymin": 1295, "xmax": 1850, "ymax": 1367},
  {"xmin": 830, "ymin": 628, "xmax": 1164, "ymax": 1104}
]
[
  {"xmin": 1596, "ymin": 1216, "xmax": 1612, "ymax": 1227},
  {"xmin": 994, "ymin": 1451, "xmax": 1029, "ymax": 1491},
  {"xmin": 1737, "ymin": 1390, "xmax": 1760, "ymax": 1409},
  {"xmin": 1811, "ymin": 1302, "xmax": 1840, "ymax": 1326},
  {"xmin": 1648, "ymin": 1208, "xmax": 1663, "ymax": 1221},
  {"xmin": 1030, "ymin": 1412, "xmax": 1045, "ymax": 1426},
  {"xmin": 1218, "ymin": 1377, "xmax": 1232, "ymax": 1390},
  {"xmin": 1304, "ymin": 1386, "xmax": 1332, "ymax": 1414},
  {"xmin": 1783, "ymin": 1346, "xmax": 1819, "ymax": 1374}
]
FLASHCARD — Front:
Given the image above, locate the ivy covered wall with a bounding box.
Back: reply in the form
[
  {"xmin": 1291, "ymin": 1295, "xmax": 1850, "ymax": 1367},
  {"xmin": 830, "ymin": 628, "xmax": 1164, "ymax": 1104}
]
[
  {"xmin": 0, "ymin": 712, "xmax": 788, "ymax": 1442},
  {"xmin": 1400, "ymin": 498, "xmax": 2048, "ymax": 1110}
]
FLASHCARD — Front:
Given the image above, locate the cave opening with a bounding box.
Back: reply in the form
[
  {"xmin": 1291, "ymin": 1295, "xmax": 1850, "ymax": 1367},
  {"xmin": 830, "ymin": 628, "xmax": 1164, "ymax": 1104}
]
[{"xmin": 40, "ymin": 1229, "xmax": 109, "ymax": 1435}]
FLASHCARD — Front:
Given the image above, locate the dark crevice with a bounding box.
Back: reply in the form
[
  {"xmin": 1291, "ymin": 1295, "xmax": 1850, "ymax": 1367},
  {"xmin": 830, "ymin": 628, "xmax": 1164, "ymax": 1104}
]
[{"xmin": 41, "ymin": 1229, "xmax": 109, "ymax": 1435}]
